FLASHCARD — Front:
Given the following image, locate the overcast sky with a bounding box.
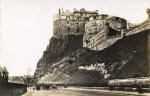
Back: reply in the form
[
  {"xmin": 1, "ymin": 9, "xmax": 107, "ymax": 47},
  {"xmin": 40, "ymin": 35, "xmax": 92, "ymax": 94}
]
[{"xmin": 1, "ymin": 0, "xmax": 150, "ymax": 76}]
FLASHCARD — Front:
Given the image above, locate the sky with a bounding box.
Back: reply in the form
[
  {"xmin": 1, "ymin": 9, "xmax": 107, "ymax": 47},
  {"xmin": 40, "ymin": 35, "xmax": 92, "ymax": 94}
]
[{"xmin": 0, "ymin": 0, "xmax": 150, "ymax": 76}]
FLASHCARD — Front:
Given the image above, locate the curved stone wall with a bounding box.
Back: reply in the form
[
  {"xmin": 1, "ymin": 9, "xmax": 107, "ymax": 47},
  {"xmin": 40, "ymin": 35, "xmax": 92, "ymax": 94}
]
[{"xmin": 85, "ymin": 15, "xmax": 127, "ymax": 36}]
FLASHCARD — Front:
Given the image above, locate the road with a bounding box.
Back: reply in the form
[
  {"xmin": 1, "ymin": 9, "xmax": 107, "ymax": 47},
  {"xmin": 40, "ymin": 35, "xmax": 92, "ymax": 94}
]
[{"xmin": 22, "ymin": 87, "xmax": 150, "ymax": 96}]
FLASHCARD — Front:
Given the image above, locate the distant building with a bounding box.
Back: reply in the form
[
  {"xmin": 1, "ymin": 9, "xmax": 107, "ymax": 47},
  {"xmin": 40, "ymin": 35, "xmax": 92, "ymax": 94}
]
[
  {"xmin": 0, "ymin": 66, "xmax": 9, "ymax": 84},
  {"xmin": 9, "ymin": 75, "xmax": 34, "ymax": 85},
  {"xmin": 9, "ymin": 76, "xmax": 25, "ymax": 84}
]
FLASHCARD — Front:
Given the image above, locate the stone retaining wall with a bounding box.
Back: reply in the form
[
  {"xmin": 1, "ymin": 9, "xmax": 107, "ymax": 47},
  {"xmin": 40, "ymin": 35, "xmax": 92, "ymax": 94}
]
[{"xmin": 0, "ymin": 83, "xmax": 27, "ymax": 96}]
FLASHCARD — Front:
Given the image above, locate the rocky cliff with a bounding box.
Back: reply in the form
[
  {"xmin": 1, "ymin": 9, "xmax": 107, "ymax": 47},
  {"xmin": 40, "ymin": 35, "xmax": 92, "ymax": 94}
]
[{"xmin": 34, "ymin": 30, "xmax": 150, "ymax": 84}]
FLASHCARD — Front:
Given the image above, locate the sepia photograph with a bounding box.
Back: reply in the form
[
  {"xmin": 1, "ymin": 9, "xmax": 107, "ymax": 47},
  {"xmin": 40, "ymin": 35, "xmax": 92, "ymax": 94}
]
[{"xmin": 0, "ymin": 0, "xmax": 150, "ymax": 96}]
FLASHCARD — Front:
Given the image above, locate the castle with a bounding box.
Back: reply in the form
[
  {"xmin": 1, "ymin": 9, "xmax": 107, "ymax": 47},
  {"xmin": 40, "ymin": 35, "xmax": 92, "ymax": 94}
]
[
  {"xmin": 34, "ymin": 8, "xmax": 150, "ymax": 83},
  {"xmin": 53, "ymin": 8, "xmax": 98, "ymax": 36},
  {"xmin": 53, "ymin": 8, "xmax": 150, "ymax": 51}
]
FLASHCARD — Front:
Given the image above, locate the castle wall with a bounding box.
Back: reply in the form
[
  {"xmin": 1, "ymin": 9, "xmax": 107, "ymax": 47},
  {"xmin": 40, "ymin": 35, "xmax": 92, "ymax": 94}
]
[
  {"xmin": 85, "ymin": 16, "xmax": 127, "ymax": 35},
  {"xmin": 53, "ymin": 8, "xmax": 98, "ymax": 36},
  {"xmin": 83, "ymin": 15, "xmax": 127, "ymax": 51},
  {"xmin": 53, "ymin": 20, "xmax": 85, "ymax": 36},
  {"xmin": 126, "ymin": 19, "xmax": 150, "ymax": 36},
  {"xmin": 68, "ymin": 20, "xmax": 77, "ymax": 34},
  {"xmin": 85, "ymin": 19, "xmax": 108, "ymax": 34},
  {"xmin": 109, "ymin": 17, "xmax": 127, "ymax": 31},
  {"xmin": 69, "ymin": 20, "xmax": 85, "ymax": 35},
  {"xmin": 0, "ymin": 83, "xmax": 27, "ymax": 96},
  {"xmin": 83, "ymin": 27, "xmax": 123, "ymax": 51},
  {"xmin": 53, "ymin": 9, "xmax": 128, "ymax": 51},
  {"xmin": 83, "ymin": 27, "xmax": 108, "ymax": 50},
  {"xmin": 53, "ymin": 20, "xmax": 68, "ymax": 36},
  {"xmin": 84, "ymin": 19, "xmax": 107, "ymax": 43}
]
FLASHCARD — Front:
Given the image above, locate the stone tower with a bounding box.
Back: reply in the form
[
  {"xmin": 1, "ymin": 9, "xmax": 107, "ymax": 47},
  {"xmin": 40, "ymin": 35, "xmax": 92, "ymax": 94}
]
[{"xmin": 53, "ymin": 8, "xmax": 98, "ymax": 37}]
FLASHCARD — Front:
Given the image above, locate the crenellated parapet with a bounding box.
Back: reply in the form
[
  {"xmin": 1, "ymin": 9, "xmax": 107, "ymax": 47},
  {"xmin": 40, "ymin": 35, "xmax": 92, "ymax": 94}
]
[{"xmin": 53, "ymin": 8, "xmax": 98, "ymax": 22}]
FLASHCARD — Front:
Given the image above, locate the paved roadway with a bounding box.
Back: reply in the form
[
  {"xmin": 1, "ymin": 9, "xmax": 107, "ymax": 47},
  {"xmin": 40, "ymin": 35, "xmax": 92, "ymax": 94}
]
[{"xmin": 22, "ymin": 87, "xmax": 150, "ymax": 96}]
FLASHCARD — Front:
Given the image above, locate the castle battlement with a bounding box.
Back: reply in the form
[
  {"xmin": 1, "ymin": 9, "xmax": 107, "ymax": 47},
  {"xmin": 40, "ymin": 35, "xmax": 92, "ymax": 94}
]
[
  {"xmin": 53, "ymin": 8, "xmax": 128, "ymax": 37},
  {"xmin": 53, "ymin": 8, "xmax": 150, "ymax": 51},
  {"xmin": 94, "ymin": 14, "xmax": 110, "ymax": 20},
  {"xmin": 83, "ymin": 8, "xmax": 150, "ymax": 51},
  {"xmin": 53, "ymin": 8, "xmax": 98, "ymax": 21}
]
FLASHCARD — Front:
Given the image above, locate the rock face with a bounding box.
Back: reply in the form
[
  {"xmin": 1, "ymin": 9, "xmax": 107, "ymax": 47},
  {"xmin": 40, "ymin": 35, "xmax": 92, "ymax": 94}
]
[
  {"xmin": 34, "ymin": 35, "xmax": 83, "ymax": 78},
  {"xmin": 34, "ymin": 29, "xmax": 150, "ymax": 84}
]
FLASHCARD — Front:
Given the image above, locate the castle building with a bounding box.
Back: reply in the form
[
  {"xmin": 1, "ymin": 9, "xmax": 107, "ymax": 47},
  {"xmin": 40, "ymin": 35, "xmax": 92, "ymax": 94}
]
[
  {"xmin": 53, "ymin": 8, "xmax": 98, "ymax": 36},
  {"xmin": 53, "ymin": 8, "xmax": 150, "ymax": 51},
  {"xmin": 53, "ymin": 8, "xmax": 129, "ymax": 51},
  {"xmin": 83, "ymin": 14, "xmax": 127, "ymax": 50},
  {"xmin": 52, "ymin": 8, "xmax": 150, "ymax": 51}
]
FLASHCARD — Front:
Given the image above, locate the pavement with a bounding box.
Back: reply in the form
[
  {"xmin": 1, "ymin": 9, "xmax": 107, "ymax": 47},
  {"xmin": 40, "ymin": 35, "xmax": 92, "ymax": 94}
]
[
  {"xmin": 63, "ymin": 87, "xmax": 150, "ymax": 96},
  {"xmin": 22, "ymin": 87, "xmax": 150, "ymax": 96}
]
